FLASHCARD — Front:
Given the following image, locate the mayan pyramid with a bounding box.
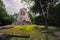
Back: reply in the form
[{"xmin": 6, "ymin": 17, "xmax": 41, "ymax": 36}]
[{"xmin": 13, "ymin": 8, "xmax": 32, "ymax": 25}]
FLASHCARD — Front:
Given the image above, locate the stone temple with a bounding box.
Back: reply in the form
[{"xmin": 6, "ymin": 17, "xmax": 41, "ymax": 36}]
[{"xmin": 13, "ymin": 8, "xmax": 32, "ymax": 25}]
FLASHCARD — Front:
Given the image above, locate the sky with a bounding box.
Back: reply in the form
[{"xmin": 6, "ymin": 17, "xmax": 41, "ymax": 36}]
[
  {"xmin": 2, "ymin": 0, "xmax": 60, "ymax": 15},
  {"xmin": 2, "ymin": 0, "xmax": 28, "ymax": 15}
]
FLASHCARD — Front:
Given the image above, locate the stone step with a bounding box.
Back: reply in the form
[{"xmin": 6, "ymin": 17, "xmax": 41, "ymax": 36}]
[{"xmin": 9, "ymin": 34, "xmax": 30, "ymax": 38}]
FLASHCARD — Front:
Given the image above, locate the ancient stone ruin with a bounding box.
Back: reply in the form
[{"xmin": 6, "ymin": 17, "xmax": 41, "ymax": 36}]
[{"xmin": 13, "ymin": 8, "xmax": 32, "ymax": 25}]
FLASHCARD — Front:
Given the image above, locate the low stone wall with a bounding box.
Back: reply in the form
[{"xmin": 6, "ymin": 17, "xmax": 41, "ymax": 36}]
[{"xmin": 0, "ymin": 33, "xmax": 30, "ymax": 40}]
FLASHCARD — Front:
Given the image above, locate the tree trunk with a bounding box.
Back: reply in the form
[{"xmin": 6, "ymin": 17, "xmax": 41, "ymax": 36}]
[
  {"xmin": 44, "ymin": 5, "xmax": 49, "ymax": 30},
  {"xmin": 44, "ymin": 15, "xmax": 48, "ymax": 30},
  {"xmin": 41, "ymin": 9, "xmax": 48, "ymax": 30},
  {"xmin": 39, "ymin": 0, "xmax": 49, "ymax": 30}
]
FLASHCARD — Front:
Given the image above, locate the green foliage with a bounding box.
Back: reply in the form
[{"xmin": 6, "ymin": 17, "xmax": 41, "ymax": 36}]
[
  {"xmin": 0, "ymin": 0, "xmax": 14, "ymax": 26},
  {"xmin": 31, "ymin": 0, "xmax": 59, "ymax": 14},
  {"xmin": 30, "ymin": 0, "xmax": 60, "ymax": 27},
  {"xmin": 35, "ymin": 16, "xmax": 45, "ymax": 25},
  {"xmin": 12, "ymin": 13, "xmax": 18, "ymax": 18},
  {"xmin": 29, "ymin": 12, "xmax": 36, "ymax": 23},
  {"xmin": 48, "ymin": 3, "xmax": 60, "ymax": 26},
  {"xmin": 30, "ymin": 0, "xmax": 42, "ymax": 14},
  {"xmin": 35, "ymin": 3, "xmax": 60, "ymax": 27},
  {"xmin": 0, "ymin": 0, "xmax": 4, "ymax": 6}
]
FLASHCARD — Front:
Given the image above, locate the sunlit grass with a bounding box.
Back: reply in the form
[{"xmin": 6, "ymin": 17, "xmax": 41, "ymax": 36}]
[
  {"xmin": 0, "ymin": 25, "xmax": 57, "ymax": 40},
  {"xmin": 0, "ymin": 25, "xmax": 36, "ymax": 34}
]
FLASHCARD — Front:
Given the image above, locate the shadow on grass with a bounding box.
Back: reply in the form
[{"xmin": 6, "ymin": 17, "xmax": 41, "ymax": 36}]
[{"xmin": 0, "ymin": 34, "xmax": 30, "ymax": 40}]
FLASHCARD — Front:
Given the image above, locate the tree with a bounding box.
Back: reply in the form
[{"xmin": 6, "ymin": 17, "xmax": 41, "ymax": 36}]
[
  {"xmin": 31, "ymin": 0, "xmax": 59, "ymax": 29},
  {"xmin": 48, "ymin": 3, "xmax": 60, "ymax": 27},
  {"xmin": 28, "ymin": 12, "xmax": 36, "ymax": 23},
  {"xmin": 33, "ymin": 2, "xmax": 60, "ymax": 27},
  {"xmin": 0, "ymin": 0, "xmax": 14, "ymax": 26}
]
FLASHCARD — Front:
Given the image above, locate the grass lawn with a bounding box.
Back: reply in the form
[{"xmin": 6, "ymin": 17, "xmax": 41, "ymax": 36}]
[{"xmin": 0, "ymin": 25, "xmax": 58, "ymax": 40}]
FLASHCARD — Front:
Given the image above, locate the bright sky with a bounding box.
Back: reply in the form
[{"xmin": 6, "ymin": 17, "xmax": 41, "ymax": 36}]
[
  {"xmin": 2, "ymin": 0, "xmax": 60, "ymax": 15},
  {"xmin": 2, "ymin": 0, "xmax": 28, "ymax": 15}
]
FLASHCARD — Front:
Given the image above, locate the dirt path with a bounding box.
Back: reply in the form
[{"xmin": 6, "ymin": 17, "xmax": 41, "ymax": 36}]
[{"xmin": 53, "ymin": 31, "xmax": 60, "ymax": 40}]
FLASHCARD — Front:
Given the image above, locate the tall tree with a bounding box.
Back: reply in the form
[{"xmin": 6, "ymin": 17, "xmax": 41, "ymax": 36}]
[
  {"xmin": 31, "ymin": 0, "xmax": 59, "ymax": 29},
  {"xmin": 0, "ymin": 0, "xmax": 14, "ymax": 26}
]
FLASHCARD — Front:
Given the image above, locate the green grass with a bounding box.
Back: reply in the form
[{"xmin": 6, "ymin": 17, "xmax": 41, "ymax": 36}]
[
  {"xmin": 10, "ymin": 37, "xmax": 28, "ymax": 40},
  {"xmin": 0, "ymin": 25, "xmax": 58, "ymax": 40}
]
